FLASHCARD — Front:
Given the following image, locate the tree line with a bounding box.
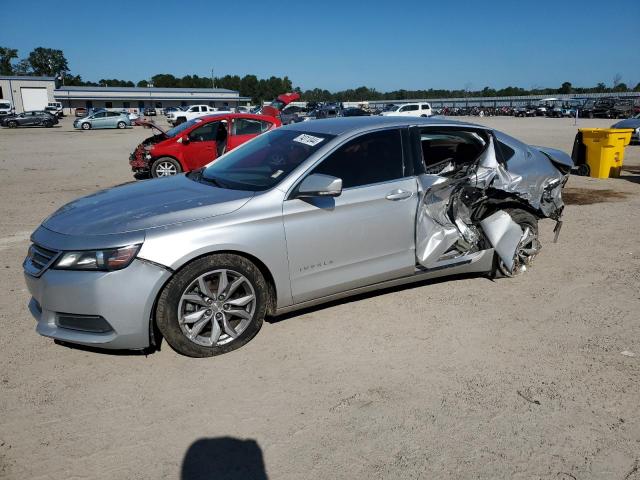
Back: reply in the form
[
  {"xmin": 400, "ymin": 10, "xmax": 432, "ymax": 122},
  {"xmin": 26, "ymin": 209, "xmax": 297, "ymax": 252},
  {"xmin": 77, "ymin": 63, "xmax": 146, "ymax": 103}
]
[{"xmin": 2, "ymin": 46, "xmax": 639, "ymax": 104}]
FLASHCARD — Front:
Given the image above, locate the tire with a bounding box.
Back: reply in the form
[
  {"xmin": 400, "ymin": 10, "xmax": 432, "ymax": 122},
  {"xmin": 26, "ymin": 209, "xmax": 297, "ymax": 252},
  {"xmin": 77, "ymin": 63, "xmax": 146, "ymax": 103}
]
[
  {"xmin": 81, "ymin": 122, "xmax": 91, "ymax": 130},
  {"xmin": 117, "ymin": 121, "xmax": 126, "ymax": 129},
  {"xmin": 176, "ymin": 117, "xmax": 186, "ymax": 125},
  {"xmin": 43, "ymin": 120, "xmax": 52, "ymax": 128},
  {"xmin": 156, "ymin": 253, "xmax": 268, "ymax": 357},
  {"xmin": 494, "ymin": 208, "xmax": 540, "ymax": 278},
  {"xmin": 576, "ymin": 163, "xmax": 590, "ymax": 176},
  {"xmin": 150, "ymin": 157, "xmax": 182, "ymax": 177},
  {"xmin": 7, "ymin": 120, "xmax": 17, "ymax": 128}
]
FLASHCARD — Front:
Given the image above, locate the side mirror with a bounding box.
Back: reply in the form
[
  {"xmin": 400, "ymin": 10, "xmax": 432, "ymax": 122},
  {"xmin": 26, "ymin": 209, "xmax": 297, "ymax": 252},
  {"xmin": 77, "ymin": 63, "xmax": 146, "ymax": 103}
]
[
  {"xmin": 179, "ymin": 135, "xmax": 190, "ymax": 144},
  {"xmin": 296, "ymin": 174, "xmax": 342, "ymax": 198}
]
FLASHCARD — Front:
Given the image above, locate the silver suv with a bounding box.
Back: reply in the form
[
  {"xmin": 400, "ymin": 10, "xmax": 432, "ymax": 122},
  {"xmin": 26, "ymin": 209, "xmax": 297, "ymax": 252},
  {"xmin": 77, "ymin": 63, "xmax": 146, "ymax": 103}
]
[{"xmin": 24, "ymin": 117, "xmax": 572, "ymax": 357}]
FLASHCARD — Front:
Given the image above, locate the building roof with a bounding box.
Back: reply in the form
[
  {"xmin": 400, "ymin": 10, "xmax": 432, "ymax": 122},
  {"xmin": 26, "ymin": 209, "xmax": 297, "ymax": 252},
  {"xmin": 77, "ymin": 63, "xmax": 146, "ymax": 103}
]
[
  {"xmin": 0, "ymin": 75, "xmax": 56, "ymax": 81},
  {"xmin": 55, "ymin": 86, "xmax": 237, "ymax": 94}
]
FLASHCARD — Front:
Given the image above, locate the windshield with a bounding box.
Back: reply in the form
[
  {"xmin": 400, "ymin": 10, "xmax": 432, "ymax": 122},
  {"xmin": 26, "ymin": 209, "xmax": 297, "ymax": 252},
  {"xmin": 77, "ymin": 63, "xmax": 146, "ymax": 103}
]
[
  {"xmin": 0, "ymin": 103, "xmax": 11, "ymax": 109},
  {"xmin": 200, "ymin": 129, "xmax": 335, "ymax": 191},
  {"xmin": 165, "ymin": 118, "xmax": 203, "ymax": 137},
  {"xmin": 382, "ymin": 104, "xmax": 397, "ymax": 112}
]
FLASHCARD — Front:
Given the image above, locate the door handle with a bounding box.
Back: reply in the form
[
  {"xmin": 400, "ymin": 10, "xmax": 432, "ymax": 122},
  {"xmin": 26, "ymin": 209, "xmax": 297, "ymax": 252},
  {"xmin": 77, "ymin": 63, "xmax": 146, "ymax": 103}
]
[{"xmin": 385, "ymin": 189, "xmax": 413, "ymax": 201}]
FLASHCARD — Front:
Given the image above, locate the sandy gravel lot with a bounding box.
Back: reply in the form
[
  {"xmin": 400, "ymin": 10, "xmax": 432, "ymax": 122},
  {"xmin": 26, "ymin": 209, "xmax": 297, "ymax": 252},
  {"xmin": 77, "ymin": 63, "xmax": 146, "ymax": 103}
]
[{"xmin": 0, "ymin": 116, "xmax": 639, "ymax": 479}]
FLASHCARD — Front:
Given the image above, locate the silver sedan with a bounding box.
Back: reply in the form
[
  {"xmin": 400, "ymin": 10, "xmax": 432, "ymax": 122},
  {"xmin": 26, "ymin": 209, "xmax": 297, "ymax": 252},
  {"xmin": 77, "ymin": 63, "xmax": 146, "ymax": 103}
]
[
  {"xmin": 73, "ymin": 111, "xmax": 131, "ymax": 130},
  {"xmin": 24, "ymin": 117, "xmax": 572, "ymax": 357}
]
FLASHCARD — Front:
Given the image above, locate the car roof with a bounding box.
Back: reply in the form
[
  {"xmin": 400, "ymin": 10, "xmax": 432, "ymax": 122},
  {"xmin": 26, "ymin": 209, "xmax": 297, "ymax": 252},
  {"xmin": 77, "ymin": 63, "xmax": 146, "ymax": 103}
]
[
  {"xmin": 278, "ymin": 116, "xmax": 489, "ymax": 136},
  {"xmin": 200, "ymin": 113, "xmax": 279, "ymax": 122}
]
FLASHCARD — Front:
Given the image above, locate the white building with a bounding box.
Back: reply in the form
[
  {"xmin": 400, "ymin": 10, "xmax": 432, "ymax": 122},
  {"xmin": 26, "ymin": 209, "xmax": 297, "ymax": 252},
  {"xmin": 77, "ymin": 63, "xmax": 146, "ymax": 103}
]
[
  {"xmin": 0, "ymin": 76, "xmax": 250, "ymax": 113},
  {"xmin": 54, "ymin": 86, "xmax": 251, "ymax": 114},
  {"xmin": 0, "ymin": 76, "xmax": 56, "ymax": 112}
]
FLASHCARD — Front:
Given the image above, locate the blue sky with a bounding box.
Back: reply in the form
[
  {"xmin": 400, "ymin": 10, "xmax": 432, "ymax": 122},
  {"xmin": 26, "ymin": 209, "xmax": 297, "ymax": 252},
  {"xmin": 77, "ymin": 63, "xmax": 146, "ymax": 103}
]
[{"xmin": 2, "ymin": 0, "xmax": 639, "ymax": 91}]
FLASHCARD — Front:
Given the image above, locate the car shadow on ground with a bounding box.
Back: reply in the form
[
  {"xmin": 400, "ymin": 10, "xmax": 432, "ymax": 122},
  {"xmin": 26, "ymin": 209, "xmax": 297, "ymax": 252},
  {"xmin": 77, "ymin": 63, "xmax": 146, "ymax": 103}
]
[
  {"xmin": 181, "ymin": 437, "xmax": 268, "ymax": 480},
  {"xmin": 267, "ymin": 271, "xmax": 493, "ymax": 324}
]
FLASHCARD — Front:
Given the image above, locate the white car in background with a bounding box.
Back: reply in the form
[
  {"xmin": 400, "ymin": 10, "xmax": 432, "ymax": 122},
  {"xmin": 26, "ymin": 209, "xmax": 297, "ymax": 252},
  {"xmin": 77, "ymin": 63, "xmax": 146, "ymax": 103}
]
[
  {"xmin": 0, "ymin": 100, "xmax": 14, "ymax": 116},
  {"xmin": 380, "ymin": 102, "xmax": 432, "ymax": 117},
  {"xmin": 166, "ymin": 104, "xmax": 231, "ymax": 125}
]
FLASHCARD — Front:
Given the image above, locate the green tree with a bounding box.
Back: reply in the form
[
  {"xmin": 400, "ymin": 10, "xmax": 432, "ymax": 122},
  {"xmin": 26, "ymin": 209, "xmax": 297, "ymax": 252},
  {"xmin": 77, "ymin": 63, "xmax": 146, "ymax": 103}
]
[
  {"xmin": 27, "ymin": 47, "xmax": 69, "ymax": 76},
  {"xmin": 559, "ymin": 82, "xmax": 572, "ymax": 94},
  {"xmin": 0, "ymin": 47, "xmax": 18, "ymax": 75},
  {"xmin": 137, "ymin": 79, "xmax": 149, "ymax": 87},
  {"xmin": 634, "ymin": 82, "xmax": 640, "ymax": 92},
  {"xmin": 13, "ymin": 59, "xmax": 32, "ymax": 75},
  {"xmin": 612, "ymin": 82, "xmax": 628, "ymax": 92}
]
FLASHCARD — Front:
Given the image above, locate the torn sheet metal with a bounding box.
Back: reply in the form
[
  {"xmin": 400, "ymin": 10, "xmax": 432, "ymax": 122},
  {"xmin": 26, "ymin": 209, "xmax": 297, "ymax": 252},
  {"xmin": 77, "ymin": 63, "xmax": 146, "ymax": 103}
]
[
  {"xmin": 479, "ymin": 211, "xmax": 523, "ymax": 273},
  {"xmin": 415, "ymin": 178, "xmax": 460, "ymax": 267}
]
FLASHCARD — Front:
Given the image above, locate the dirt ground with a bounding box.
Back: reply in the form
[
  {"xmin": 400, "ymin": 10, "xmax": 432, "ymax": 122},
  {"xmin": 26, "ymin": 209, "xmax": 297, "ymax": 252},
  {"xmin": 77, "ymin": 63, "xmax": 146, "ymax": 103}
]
[{"xmin": 0, "ymin": 116, "xmax": 639, "ymax": 480}]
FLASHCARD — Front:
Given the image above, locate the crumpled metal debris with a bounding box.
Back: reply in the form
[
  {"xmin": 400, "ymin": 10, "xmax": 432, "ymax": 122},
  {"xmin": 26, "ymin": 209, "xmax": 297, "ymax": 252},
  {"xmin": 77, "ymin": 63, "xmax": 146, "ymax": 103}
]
[{"xmin": 415, "ymin": 133, "xmax": 570, "ymax": 271}]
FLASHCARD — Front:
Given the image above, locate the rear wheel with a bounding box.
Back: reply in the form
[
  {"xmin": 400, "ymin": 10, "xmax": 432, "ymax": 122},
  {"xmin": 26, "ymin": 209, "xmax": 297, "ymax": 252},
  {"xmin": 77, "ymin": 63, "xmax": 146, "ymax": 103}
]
[
  {"xmin": 496, "ymin": 209, "xmax": 540, "ymax": 277},
  {"xmin": 151, "ymin": 157, "xmax": 182, "ymax": 177},
  {"xmin": 156, "ymin": 254, "xmax": 268, "ymax": 357},
  {"xmin": 117, "ymin": 121, "xmax": 126, "ymax": 129}
]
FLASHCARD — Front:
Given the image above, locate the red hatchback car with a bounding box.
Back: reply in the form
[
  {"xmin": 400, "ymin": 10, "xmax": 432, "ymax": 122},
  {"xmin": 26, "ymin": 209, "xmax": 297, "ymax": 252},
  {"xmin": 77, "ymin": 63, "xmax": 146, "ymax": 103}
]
[{"xmin": 130, "ymin": 113, "xmax": 281, "ymax": 178}]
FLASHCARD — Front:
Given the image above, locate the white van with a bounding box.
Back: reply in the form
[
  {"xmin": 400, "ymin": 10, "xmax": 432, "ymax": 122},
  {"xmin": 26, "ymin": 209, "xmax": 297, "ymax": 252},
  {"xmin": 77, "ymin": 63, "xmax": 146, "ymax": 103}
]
[
  {"xmin": 0, "ymin": 100, "xmax": 14, "ymax": 116},
  {"xmin": 380, "ymin": 102, "xmax": 432, "ymax": 117}
]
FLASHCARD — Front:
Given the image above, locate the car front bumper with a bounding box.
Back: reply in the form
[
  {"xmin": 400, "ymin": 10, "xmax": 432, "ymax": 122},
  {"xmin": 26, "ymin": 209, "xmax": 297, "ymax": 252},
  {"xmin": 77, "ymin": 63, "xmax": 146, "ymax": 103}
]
[{"xmin": 25, "ymin": 259, "xmax": 172, "ymax": 350}]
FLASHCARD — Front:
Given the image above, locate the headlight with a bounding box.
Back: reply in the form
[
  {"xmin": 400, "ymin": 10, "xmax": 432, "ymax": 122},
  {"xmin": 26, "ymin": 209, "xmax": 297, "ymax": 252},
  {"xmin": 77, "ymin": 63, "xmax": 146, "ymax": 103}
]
[{"xmin": 53, "ymin": 244, "xmax": 141, "ymax": 271}]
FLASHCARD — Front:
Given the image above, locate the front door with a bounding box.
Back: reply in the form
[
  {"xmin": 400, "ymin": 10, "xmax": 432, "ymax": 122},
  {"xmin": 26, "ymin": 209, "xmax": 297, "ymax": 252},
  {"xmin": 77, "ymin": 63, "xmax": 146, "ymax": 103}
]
[
  {"xmin": 283, "ymin": 128, "xmax": 418, "ymax": 303},
  {"xmin": 182, "ymin": 120, "xmax": 222, "ymax": 170}
]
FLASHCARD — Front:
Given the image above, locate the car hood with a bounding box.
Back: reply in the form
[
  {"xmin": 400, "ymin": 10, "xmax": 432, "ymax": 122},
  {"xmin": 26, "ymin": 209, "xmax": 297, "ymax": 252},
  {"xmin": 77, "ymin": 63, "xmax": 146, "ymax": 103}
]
[
  {"xmin": 611, "ymin": 119, "xmax": 640, "ymax": 129},
  {"xmin": 137, "ymin": 120, "xmax": 168, "ymax": 136},
  {"xmin": 43, "ymin": 175, "xmax": 254, "ymax": 235}
]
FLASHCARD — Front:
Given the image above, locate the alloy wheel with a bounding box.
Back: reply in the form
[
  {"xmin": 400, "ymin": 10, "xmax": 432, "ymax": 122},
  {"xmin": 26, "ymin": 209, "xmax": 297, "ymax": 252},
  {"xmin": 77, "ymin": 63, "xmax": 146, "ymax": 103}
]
[
  {"xmin": 155, "ymin": 161, "xmax": 178, "ymax": 176},
  {"xmin": 177, "ymin": 269, "xmax": 256, "ymax": 347}
]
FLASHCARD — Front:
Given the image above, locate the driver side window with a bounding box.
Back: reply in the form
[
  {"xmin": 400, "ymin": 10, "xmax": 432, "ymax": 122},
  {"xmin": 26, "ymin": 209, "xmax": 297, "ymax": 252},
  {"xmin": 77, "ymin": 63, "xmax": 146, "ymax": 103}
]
[
  {"xmin": 189, "ymin": 122, "xmax": 219, "ymax": 142},
  {"xmin": 310, "ymin": 129, "xmax": 405, "ymax": 189}
]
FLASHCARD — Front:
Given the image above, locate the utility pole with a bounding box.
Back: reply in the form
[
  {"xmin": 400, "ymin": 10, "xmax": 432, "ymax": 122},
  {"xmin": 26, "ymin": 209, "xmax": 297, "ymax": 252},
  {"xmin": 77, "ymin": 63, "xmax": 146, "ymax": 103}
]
[{"xmin": 211, "ymin": 68, "xmax": 215, "ymax": 89}]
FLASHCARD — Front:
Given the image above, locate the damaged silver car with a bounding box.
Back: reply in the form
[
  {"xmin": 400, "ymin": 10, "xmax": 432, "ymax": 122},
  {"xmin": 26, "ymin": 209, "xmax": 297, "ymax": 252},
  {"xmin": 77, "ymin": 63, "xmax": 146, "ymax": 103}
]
[{"xmin": 24, "ymin": 117, "xmax": 572, "ymax": 357}]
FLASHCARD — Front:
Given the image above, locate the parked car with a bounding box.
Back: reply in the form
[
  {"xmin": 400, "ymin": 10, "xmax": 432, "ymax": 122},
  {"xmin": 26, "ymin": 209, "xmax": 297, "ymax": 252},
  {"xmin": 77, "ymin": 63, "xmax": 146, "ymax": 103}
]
[
  {"xmin": 163, "ymin": 107, "xmax": 182, "ymax": 116},
  {"xmin": 74, "ymin": 107, "xmax": 88, "ymax": 117},
  {"xmin": 166, "ymin": 104, "xmax": 229, "ymax": 125},
  {"xmin": 1, "ymin": 110, "xmax": 58, "ymax": 128},
  {"xmin": 0, "ymin": 100, "xmax": 14, "ymax": 116},
  {"xmin": 380, "ymin": 102, "xmax": 432, "ymax": 117},
  {"xmin": 73, "ymin": 111, "xmax": 131, "ymax": 130},
  {"xmin": 25, "ymin": 117, "xmax": 572, "ymax": 357},
  {"xmin": 144, "ymin": 107, "xmax": 157, "ymax": 116},
  {"xmin": 125, "ymin": 111, "xmax": 140, "ymax": 121},
  {"xmin": 514, "ymin": 106, "xmax": 537, "ymax": 117},
  {"xmin": 45, "ymin": 102, "xmax": 64, "ymax": 118},
  {"xmin": 279, "ymin": 105, "xmax": 308, "ymax": 125},
  {"xmin": 340, "ymin": 107, "xmax": 371, "ymax": 117},
  {"xmin": 611, "ymin": 113, "xmax": 640, "ymax": 143},
  {"xmin": 129, "ymin": 113, "xmax": 282, "ymax": 177}
]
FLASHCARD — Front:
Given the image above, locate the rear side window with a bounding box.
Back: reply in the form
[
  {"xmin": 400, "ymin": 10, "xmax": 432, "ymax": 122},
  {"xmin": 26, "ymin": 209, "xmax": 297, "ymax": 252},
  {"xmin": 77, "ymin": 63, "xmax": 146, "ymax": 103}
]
[
  {"xmin": 400, "ymin": 105, "xmax": 419, "ymax": 112},
  {"xmin": 421, "ymin": 104, "xmax": 430, "ymax": 110},
  {"xmin": 419, "ymin": 128, "xmax": 487, "ymax": 175},
  {"xmin": 497, "ymin": 140, "xmax": 515, "ymax": 162},
  {"xmin": 310, "ymin": 129, "xmax": 404, "ymax": 188},
  {"xmin": 233, "ymin": 118, "xmax": 267, "ymax": 135}
]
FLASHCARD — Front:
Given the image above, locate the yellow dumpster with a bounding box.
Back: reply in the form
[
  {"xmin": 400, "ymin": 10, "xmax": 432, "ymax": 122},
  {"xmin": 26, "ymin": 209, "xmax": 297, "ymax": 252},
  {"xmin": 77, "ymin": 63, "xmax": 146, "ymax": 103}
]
[{"xmin": 578, "ymin": 128, "xmax": 634, "ymax": 178}]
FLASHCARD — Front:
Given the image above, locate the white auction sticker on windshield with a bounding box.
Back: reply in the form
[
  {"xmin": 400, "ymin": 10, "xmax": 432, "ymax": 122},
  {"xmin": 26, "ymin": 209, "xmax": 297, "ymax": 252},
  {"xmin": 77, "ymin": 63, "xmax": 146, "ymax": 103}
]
[{"xmin": 293, "ymin": 134, "xmax": 324, "ymax": 147}]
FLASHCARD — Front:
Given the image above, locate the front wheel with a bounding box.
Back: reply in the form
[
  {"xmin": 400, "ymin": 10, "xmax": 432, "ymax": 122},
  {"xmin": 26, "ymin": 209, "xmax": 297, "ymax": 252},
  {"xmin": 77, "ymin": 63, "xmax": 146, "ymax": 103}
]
[
  {"xmin": 43, "ymin": 120, "xmax": 52, "ymax": 127},
  {"xmin": 156, "ymin": 254, "xmax": 268, "ymax": 357},
  {"xmin": 81, "ymin": 122, "xmax": 91, "ymax": 130},
  {"xmin": 117, "ymin": 121, "xmax": 126, "ymax": 129},
  {"xmin": 150, "ymin": 157, "xmax": 182, "ymax": 177},
  {"xmin": 7, "ymin": 120, "xmax": 17, "ymax": 128},
  {"xmin": 496, "ymin": 209, "xmax": 540, "ymax": 277}
]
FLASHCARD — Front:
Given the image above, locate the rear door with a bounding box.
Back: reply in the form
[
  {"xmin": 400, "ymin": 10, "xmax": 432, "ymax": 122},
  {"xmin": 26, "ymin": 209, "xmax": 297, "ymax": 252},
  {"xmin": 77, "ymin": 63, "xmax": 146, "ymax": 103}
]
[{"xmin": 283, "ymin": 128, "xmax": 418, "ymax": 303}]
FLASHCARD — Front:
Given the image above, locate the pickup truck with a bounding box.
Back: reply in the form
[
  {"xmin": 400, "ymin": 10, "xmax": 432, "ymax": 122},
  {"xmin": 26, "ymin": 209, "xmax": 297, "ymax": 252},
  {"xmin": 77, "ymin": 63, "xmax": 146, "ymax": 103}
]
[{"xmin": 166, "ymin": 105, "xmax": 231, "ymax": 126}]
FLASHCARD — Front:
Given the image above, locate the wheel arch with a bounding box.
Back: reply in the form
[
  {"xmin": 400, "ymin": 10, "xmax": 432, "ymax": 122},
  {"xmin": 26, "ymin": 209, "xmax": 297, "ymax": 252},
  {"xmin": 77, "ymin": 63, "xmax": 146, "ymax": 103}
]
[{"xmin": 149, "ymin": 248, "xmax": 278, "ymax": 349}]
